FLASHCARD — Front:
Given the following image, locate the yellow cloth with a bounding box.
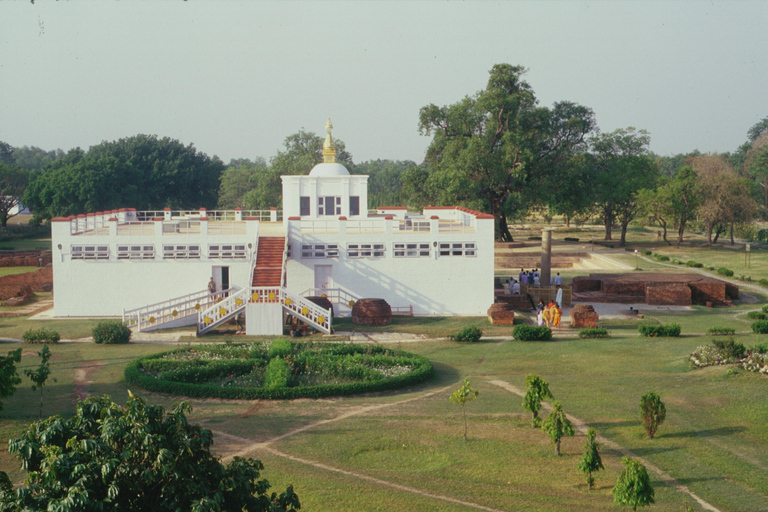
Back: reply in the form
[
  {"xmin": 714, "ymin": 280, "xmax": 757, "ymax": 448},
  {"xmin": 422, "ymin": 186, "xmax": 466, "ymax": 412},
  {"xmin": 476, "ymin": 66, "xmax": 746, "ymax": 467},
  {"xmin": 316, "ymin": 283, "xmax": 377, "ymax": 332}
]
[{"xmin": 553, "ymin": 308, "xmax": 562, "ymax": 327}]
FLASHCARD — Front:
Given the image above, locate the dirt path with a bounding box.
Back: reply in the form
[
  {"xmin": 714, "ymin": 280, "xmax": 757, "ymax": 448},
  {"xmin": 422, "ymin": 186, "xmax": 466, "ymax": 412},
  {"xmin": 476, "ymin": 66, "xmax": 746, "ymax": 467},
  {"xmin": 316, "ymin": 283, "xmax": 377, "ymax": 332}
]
[
  {"xmin": 72, "ymin": 360, "xmax": 105, "ymax": 403},
  {"xmin": 487, "ymin": 379, "xmax": 721, "ymax": 512}
]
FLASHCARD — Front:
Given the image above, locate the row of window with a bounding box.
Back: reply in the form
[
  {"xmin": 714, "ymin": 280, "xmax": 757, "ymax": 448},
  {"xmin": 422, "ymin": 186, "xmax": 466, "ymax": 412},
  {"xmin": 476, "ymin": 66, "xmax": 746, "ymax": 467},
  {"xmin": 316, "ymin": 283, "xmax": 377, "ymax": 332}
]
[
  {"xmin": 71, "ymin": 244, "xmax": 247, "ymax": 260},
  {"xmin": 300, "ymin": 242, "xmax": 476, "ymax": 259},
  {"xmin": 300, "ymin": 196, "xmax": 361, "ymax": 217}
]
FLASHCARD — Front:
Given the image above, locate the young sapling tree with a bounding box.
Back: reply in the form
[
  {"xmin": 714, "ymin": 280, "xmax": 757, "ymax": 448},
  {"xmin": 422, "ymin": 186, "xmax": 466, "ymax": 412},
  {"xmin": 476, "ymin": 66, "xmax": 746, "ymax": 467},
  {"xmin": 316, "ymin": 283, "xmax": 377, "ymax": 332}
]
[
  {"xmin": 613, "ymin": 457, "xmax": 655, "ymax": 511},
  {"xmin": 541, "ymin": 401, "xmax": 574, "ymax": 456},
  {"xmin": 577, "ymin": 427, "xmax": 604, "ymax": 490},
  {"xmin": 450, "ymin": 378, "xmax": 479, "ymax": 441},
  {"xmin": 522, "ymin": 374, "xmax": 553, "ymax": 427},
  {"xmin": 24, "ymin": 345, "xmax": 56, "ymax": 419},
  {"xmin": 640, "ymin": 391, "xmax": 666, "ymax": 439}
]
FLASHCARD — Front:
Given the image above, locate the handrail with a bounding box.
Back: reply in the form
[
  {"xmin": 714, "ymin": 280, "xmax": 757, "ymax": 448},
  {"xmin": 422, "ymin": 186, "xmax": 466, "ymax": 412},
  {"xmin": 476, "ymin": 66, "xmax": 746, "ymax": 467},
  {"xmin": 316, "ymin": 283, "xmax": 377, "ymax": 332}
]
[
  {"xmin": 281, "ymin": 237, "xmax": 289, "ymax": 287},
  {"xmin": 124, "ymin": 288, "xmax": 232, "ymax": 332},
  {"xmin": 197, "ymin": 287, "xmax": 249, "ymax": 334},
  {"xmin": 300, "ymin": 287, "xmax": 358, "ymax": 307}
]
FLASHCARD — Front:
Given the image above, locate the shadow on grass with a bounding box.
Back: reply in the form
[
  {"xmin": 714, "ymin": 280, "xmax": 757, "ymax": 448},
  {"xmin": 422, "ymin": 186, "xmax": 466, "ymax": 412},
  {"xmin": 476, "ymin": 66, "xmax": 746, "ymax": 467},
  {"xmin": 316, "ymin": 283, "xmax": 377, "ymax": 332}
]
[
  {"xmin": 662, "ymin": 426, "xmax": 746, "ymax": 439},
  {"xmin": 630, "ymin": 445, "xmax": 681, "ymax": 457},
  {"xmin": 656, "ymin": 476, "xmax": 725, "ymax": 487}
]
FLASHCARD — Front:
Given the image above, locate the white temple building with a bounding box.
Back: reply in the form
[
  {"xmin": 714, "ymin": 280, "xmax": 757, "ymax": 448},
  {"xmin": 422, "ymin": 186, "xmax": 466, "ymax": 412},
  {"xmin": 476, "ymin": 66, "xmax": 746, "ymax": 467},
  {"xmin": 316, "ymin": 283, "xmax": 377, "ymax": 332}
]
[{"xmin": 50, "ymin": 120, "xmax": 494, "ymax": 335}]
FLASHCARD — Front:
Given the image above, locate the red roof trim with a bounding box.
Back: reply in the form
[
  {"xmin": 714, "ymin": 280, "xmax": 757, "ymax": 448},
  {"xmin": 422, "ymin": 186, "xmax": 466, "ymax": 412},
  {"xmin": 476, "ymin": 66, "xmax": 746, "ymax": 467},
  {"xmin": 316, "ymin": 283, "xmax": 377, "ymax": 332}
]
[{"xmin": 51, "ymin": 217, "xmax": 70, "ymax": 222}]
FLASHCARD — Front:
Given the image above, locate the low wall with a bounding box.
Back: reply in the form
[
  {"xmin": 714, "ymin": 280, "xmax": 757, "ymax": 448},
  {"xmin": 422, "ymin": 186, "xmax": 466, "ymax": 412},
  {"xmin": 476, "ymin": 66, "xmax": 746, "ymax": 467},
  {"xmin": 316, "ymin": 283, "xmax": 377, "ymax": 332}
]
[
  {"xmin": 646, "ymin": 282, "xmax": 692, "ymax": 306},
  {"xmin": 0, "ymin": 250, "xmax": 52, "ymax": 267}
]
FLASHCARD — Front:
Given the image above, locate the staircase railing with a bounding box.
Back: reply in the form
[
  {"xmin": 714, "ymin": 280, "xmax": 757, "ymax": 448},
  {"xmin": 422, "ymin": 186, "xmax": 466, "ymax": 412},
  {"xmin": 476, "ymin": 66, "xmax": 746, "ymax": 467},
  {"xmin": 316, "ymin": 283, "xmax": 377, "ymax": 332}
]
[
  {"xmin": 281, "ymin": 237, "xmax": 289, "ymax": 287},
  {"xmin": 248, "ymin": 237, "xmax": 259, "ymax": 286},
  {"xmin": 196, "ymin": 286, "xmax": 332, "ymax": 335},
  {"xmin": 300, "ymin": 287, "xmax": 359, "ymax": 308},
  {"xmin": 124, "ymin": 288, "xmax": 230, "ymax": 332}
]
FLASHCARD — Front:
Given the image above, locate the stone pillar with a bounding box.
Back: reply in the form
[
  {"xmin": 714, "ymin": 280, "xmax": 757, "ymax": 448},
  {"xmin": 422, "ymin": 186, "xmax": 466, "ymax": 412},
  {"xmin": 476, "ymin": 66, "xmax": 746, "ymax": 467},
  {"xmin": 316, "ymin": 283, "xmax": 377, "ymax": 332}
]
[{"xmin": 541, "ymin": 228, "xmax": 553, "ymax": 289}]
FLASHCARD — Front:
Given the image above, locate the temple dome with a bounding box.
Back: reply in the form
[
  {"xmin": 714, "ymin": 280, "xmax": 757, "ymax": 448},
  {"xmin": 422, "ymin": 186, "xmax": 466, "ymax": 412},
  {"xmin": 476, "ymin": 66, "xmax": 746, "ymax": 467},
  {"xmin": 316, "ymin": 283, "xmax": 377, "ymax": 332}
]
[{"xmin": 309, "ymin": 162, "xmax": 350, "ymax": 177}]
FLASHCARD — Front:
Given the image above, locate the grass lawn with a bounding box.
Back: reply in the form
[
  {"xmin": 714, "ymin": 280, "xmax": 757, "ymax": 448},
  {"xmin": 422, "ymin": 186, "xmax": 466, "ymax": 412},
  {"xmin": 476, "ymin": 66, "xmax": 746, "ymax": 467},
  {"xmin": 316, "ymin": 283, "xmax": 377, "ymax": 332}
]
[
  {"xmin": 0, "ymin": 317, "xmax": 112, "ymax": 339},
  {"xmin": 0, "ymin": 239, "xmax": 52, "ymax": 251},
  {"xmin": 0, "ymin": 267, "xmax": 41, "ymax": 278}
]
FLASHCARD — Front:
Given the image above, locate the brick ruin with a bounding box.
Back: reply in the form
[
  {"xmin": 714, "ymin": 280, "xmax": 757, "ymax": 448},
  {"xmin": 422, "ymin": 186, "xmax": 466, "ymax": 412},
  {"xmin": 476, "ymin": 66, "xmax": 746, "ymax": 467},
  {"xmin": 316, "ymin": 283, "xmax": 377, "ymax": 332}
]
[{"xmin": 572, "ymin": 273, "xmax": 738, "ymax": 306}]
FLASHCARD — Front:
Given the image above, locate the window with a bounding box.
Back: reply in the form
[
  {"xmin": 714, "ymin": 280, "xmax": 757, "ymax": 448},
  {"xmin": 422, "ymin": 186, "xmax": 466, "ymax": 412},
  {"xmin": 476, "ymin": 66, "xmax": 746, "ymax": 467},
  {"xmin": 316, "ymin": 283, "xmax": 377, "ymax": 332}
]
[
  {"xmin": 394, "ymin": 243, "xmax": 431, "ymax": 258},
  {"xmin": 350, "ymin": 196, "xmax": 360, "ymax": 216},
  {"xmin": 348, "ymin": 243, "xmax": 385, "ymax": 258},
  {"xmin": 209, "ymin": 244, "xmax": 247, "ymax": 259},
  {"xmin": 438, "ymin": 242, "xmax": 476, "ymax": 257},
  {"xmin": 301, "ymin": 244, "xmax": 339, "ymax": 258},
  {"xmin": 117, "ymin": 245, "xmax": 155, "ymax": 260},
  {"xmin": 71, "ymin": 245, "xmax": 109, "ymax": 260},
  {"xmin": 300, "ymin": 196, "xmax": 310, "ymax": 216},
  {"xmin": 163, "ymin": 245, "xmax": 201, "ymax": 259},
  {"xmin": 318, "ymin": 196, "xmax": 341, "ymax": 216}
]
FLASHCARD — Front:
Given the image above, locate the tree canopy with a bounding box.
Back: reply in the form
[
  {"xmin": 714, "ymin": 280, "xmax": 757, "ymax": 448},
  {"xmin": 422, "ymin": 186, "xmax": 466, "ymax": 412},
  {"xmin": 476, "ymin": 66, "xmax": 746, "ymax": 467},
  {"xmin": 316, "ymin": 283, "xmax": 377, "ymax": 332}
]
[
  {"xmin": 419, "ymin": 64, "xmax": 596, "ymax": 241},
  {"xmin": 0, "ymin": 394, "xmax": 300, "ymax": 512},
  {"xmin": 23, "ymin": 135, "xmax": 224, "ymax": 221}
]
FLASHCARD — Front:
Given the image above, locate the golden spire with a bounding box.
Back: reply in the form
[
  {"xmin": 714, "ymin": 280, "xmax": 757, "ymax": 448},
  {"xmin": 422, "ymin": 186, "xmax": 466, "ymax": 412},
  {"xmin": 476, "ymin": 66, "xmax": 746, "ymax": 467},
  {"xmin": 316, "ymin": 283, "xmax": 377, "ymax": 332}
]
[{"xmin": 322, "ymin": 117, "xmax": 336, "ymax": 163}]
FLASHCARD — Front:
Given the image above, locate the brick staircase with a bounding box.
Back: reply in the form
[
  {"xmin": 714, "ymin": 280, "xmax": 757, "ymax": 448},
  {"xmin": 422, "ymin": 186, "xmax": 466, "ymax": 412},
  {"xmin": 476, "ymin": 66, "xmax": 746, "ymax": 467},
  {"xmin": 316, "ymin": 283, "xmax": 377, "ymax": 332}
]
[{"xmin": 252, "ymin": 237, "xmax": 285, "ymax": 287}]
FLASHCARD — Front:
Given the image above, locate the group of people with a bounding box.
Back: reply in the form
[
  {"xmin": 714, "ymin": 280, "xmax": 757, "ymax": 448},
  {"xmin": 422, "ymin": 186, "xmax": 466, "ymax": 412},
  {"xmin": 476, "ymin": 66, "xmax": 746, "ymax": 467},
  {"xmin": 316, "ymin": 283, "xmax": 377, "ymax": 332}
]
[{"xmin": 537, "ymin": 299, "xmax": 563, "ymax": 328}]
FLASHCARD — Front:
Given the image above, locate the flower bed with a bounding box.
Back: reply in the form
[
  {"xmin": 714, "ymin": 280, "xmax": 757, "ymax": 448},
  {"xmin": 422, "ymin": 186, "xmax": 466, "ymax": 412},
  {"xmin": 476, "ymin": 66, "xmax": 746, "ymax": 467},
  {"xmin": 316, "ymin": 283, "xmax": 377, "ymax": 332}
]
[
  {"xmin": 125, "ymin": 340, "xmax": 433, "ymax": 399},
  {"xmin": 690, "ymin": 342, "xmax": 768, "ymax": 375}
]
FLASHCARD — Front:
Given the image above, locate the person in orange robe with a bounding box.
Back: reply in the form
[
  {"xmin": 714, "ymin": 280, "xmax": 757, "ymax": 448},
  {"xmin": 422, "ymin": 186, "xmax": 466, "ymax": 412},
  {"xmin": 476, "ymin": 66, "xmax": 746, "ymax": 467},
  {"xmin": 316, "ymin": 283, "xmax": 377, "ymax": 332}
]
[{"xmin": 553, "ymin": 305, "xmax": 562, "ymax": 328}]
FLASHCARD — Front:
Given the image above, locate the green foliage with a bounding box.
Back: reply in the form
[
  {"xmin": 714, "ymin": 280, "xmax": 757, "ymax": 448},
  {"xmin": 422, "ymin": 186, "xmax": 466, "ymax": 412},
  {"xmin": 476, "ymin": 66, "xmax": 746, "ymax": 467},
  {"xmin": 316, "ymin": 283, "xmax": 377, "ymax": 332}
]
[
  {"xmin": 641, "ymin": 249, "xmax": 652, "ymax": 256},
  {"xmin": 450, "ymin": 377, "xmax": 479, "ymax": 441},
  {"xmin": 713, "ymin": 338, "xmax": 746, "ymax": 359},
  {"xmin": 564, "ymin": 237, "xmax": 579, "ymax": 242},
  {"xmin": 747, "ymin": 311, "xmax": 767, "ymax": 320},
  {"xmin": 612, "ymin": 457, "xmax": 655, "ymax": 510},
  {"xmin": 541, "ymin": 401, "xmax": 575, "ymax": 456},
  {"xmin": 126, "ymin": 343, "xmax": 433, "ymax": 400},
  {"xmin": 685, "ymin": 260, "xmax": 703, "ymax": 268},
  {"xmin": 752, "ymin": 341, "xmax": 768, "ymax": 354},
  {"xmin": 265, "ymin": 358, "xmax": 290, "ymax": 389},
  {"xmin": 751, "ymin": 320, "xmax": 768, "ymax": 334},
  {"xmin": 638, "ymin": 323, "xmax": 680, "ymax": 337},
  {"xmin": 22, "ymin": 328, "xmax": 60, "ymax": 344},
  {"xmin": 0, "ymin": 163, "xmax": 30, "ymax": 228},
  {"xmin": 654, "ymin": 254, "xmax": 670, "ymax": 262},
  {"xmin": 0, "ymin": 349, "xmax": 21, "ymax": 412},
  {"xmin": 639, "ymin": 391, "xmax": 666, "ymax": 439},
  {"xmin": 762, "ymin": 304, "xmax": 768, "ymax": 313},
  {"xmin": 522, "ymin": 374, "xmax": 553, "ymax": 428},
  {"xmin": 452, "ymin": 325, "xmax": 483, "ymax": 343},
  {"xmin": 717, "ymin": 267, "xmax": 735, "ymax": 277},
  {"xmin": 513, "ymin": 325, "xmax": 553, "ymax": 341},
  {"xmin": 707, "ymin": 326, "xmax": 735, "ymax": 336},
  {"xmin": 23, "ymin": 345, "xmax": 56, "ymax": 419},
  {"xmin": 268, "ymin": 339, "xmax": 293, "ymax": 359},
  {"xmin": 0, "ymin": 394, "xmax": 301, "ymax": 512},
  {"xmin": 92, "ymin": 320, "xmax": 131, "ymax": 344},
  {"xmin": 577, "ymin": 427, "xmax": 604, "ymax": 490},
  {"xmin": 578, "ymin": 327, "xmax": 609, "ymax": 339}
]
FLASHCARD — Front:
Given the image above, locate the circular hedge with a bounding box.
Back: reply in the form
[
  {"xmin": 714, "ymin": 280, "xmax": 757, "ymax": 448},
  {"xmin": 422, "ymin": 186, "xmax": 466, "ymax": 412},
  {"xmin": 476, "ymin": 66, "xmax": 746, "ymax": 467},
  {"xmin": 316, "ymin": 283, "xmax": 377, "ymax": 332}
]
[{"xmin": 125, "ymin": 340, "xmax": 433, "ymax": 400}]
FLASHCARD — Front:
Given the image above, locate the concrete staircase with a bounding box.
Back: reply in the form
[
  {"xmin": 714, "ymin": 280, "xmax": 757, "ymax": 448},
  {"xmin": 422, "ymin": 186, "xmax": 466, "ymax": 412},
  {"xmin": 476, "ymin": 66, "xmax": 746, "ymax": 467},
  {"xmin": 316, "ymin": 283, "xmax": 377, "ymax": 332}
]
[{"xmin": 252, "ymin": 237, "xmax": 285, "ymax": 287}]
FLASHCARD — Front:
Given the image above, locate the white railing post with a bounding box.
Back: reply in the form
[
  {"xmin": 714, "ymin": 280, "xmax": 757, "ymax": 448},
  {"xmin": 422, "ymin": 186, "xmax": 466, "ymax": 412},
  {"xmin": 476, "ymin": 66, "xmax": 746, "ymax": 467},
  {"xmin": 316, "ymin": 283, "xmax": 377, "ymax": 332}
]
[{"xmin": 270, "ymin": 208, "xmax": 278, "ymax": 222}]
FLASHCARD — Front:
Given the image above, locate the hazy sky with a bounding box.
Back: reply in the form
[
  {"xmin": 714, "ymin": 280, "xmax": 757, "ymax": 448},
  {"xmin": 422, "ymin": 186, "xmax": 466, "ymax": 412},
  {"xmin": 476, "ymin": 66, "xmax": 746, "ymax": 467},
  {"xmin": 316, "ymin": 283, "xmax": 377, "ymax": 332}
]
[{"xmin": 2, "ymin": 1, "xmax": 767, "ymax": 165}]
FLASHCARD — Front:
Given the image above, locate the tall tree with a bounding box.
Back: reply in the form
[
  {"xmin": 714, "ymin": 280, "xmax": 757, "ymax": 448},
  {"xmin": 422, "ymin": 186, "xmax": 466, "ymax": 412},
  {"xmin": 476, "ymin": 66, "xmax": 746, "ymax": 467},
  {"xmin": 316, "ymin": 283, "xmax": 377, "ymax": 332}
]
[
  {"xmin": 217, "ymin": 158, "xmax": 267, "ymax": 209},
  {"xmin": 24, "ymin": 136, "xmax": 224, "ymax": 221},
  {"xmin": 12, "ymin": 145, "xmax": 65, "ymax": 171},
  {"xmin": 0, "ymin": 141, "xmax": 13, "ymax": 166},
  {"xmin": 419, "ymin": 64, "xmax": 595, "ymax": 241},
  {"xmin": 270, "ymin": 129, "xmax": 353, "ymax": 176},
  {"xmin": 0, "ymin": 164, "xmax": 30, "ymax": 228},
  {"xmin": 745, "ymin": 132, "xmax": 768, "ymax": 219},
  {"xmin": 635, "ymin": 179, "xmax": 673, "ymax": 245},
  {"xmin": 668, "ymin": 166, "xmax": 702, "ymax": 246},
  {"xmin": 1, "ymin": 394, "xmax": 300, "ymax": 512},
  {"xmin": 591, "ymin": 128, "xmax": 659, "ymax": 246}
]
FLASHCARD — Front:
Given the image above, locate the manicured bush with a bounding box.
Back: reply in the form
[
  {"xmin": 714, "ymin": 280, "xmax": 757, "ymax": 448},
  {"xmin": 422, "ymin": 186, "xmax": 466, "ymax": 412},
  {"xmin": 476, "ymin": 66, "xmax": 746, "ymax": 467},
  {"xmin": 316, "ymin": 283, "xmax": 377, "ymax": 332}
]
[
  {"xmin": 752, "ymin": 341, "xmax": 768, "ymax": 354},
  {"xmin": 763, "ymin": 304, "xmax": 768, "ymax": 313},
  {"xmin": 564, "ymin": 237, "xmax": 579, "ymax": 242},
  {"xmin": 578, "ymin": 327, "xmax": 609, "ymax": 339},
  {"xmin": 751, "ymin": 320, "xmax": 768, "ymax": 334},
  {"xmin": 655, "ymin": 255, "xmax": 670, "ymax": 262},
  {"xmin": 641, "ymin": 249, "xmax": 652, "ymax": 256},
  {"xmin": 713, "ymin": 338, "xmax": 746, "ymax": 360},
  {"xmin": 268, "ymin": 339, "xmax": 292, "ymax": 359},
  {"xmin": 707, "ymin": 326, "xmax": 735, "ymax": 336},
  {"xmin": 717, "ymin": 267, "xmax": 734, "ymax": 277},
  {"xmin": 747, "ymin": 311, "xmax": 767, "ymax": 320},
  {"xmin": 760, "ymin": 279, "xmax": 768, "ymax": 288},
  {"xmin": 265, "ymin": 358, "xmax": 290, "ymax": 389},
  {"xmin": 638, "ymin": 324, "xmax": 681, "ymax": 337},
  {"xmin": 453, "ymin": 326, "xmax": 483, "ymax": 343},
  {"xmin": 92, "ymin": 321, "xmax": 131, "ymax": 344},
  {"xmin": 686, "ymin": 261, "xmax": 703, "ymax": 268},
  {"xmin": 513, "ymin": 325, "xmax": 553, "ymax": 341},
  {"xmin": 21, "ymin": 328, "xmax": 60, "ymax": 344}
]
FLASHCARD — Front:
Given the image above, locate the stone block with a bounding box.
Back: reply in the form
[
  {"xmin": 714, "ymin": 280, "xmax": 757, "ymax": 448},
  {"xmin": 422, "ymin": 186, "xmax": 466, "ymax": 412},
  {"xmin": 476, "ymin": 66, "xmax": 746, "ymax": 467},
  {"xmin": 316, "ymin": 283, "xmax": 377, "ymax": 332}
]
[
  {"xmin": 352, "ymin": 298, "xmax": 392, "ymax": 325},
  {"xmin": 570, "ymin": 304, "xmax": 599, "ymax": 328},
  {"xmin": 487, "ymin": 303, "xmax": 515, "ymax": 325},
  {"xmin": 646, "ymin": 283, "xmax": 691, "ymax": 305}
]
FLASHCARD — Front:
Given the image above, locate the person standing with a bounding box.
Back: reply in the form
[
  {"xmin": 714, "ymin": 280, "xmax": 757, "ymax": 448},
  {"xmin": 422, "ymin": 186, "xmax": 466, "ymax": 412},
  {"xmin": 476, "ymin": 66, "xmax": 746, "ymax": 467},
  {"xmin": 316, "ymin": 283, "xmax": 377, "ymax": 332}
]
[
  {"xmin": 554, "ymin": 273, "xmax": 563, "ymax": 286},
  {"xmin": 519, "ymin": 268, "xmax": 525, "ymax": 283},
  {"xmin": 208, "ymin": 277, "xmax": 217, "ymax": 295},
  {"xmin": 512, "ymin": 280, "xmax": 520, "ymax": 294},
  {"xmin": 521, "ymin": 272, "xmax": 528, "ymax": 285},
  {"xmin": 555, "ymin": 285, "xmax": 563, "ymax": 309}
]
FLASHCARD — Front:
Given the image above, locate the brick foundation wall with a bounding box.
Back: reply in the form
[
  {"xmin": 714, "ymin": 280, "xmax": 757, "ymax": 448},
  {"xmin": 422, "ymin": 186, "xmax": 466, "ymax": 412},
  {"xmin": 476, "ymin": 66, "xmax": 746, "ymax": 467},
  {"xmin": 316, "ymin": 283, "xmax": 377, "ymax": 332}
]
[
  {"xmin": 572, "ymin": 277, "xmax": 602, "ymax": 293},
  {"xmin": 0, "ymin": 250, "xmax": 52, "ymax": 267},
  {"xmin": 646, "ymin": 283, "xmax": 692, "ymax": 305},
  {"xmin": 689, "ymin": 282, "xmax": 727, "ymax": 304}
]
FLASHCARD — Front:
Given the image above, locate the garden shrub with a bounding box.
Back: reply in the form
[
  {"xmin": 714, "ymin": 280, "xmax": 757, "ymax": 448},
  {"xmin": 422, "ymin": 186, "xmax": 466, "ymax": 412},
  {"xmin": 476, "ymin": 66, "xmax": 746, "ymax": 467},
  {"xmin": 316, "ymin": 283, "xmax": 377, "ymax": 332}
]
[
  {"xmin": 752, "ymin": 341, "xmax": 768, "ymax": 354},
  {"xmin": 655, "ymin": 255, "xmax": 669, "ymax": 262},
  {"xmin": 638, "ymin": 323, "xmax": 681, "ymax": 337},
  {"xmin": 762, "ymin": 304, "xmax": 768, "ymax": 314},
  {"xmin": 686, "ymin": 261, "xmax": 703, "ymax": 268},
  {"xmin": 760, "ymin": 279, "xmax": 768, "ymax": 287},
  {"xmin": 513, "ymin": 325, "xmax": 552, "ymax": 341},
  {"xmin": 641, "ymin": 249, "xmax": 652, "ymax": 256},
  {"xmin": 93, "ymin": 321, "xmax": 131, "ymax": 344},
  {"xmin": 707, "ymin": 326, "xmax": 735, "ymax": 336},
  {"xmin": 717, "ymin": 267, "xmax": 734, "ymax": 277},
  {"xmin": 713, "ymin": 338, "xmax": 746, "ymax": 360},
  {"xmin": 453, "ymin": 326, "xmax": 483, "ymax": 343},
  {"xmin": 265, "ymin": 358, "xmax": 290, "ymax": 389},
  {"xmin": 747, "ymin": 311, "xmax": 767, "ymax": 320},
  {"xmin": 268, "ymin": 339, "xmax": 293, "ymax": 359},
  {"xmin": 578, "ymin": 327, "xmax": 608, "ymax": 339},
  {"xmin": 21, "ymin": 328, "xmax": 60, "ymax": 344},
  {"xmin": 751, "ymin": 320, "xmax": 768, "ymax": 334},
  {"xmin": 564, "ymin": 237, "xmax": 579, "ymax": 242}
]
